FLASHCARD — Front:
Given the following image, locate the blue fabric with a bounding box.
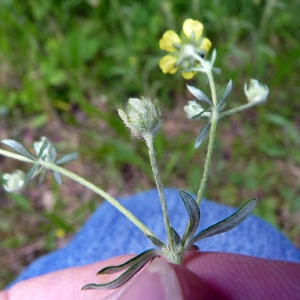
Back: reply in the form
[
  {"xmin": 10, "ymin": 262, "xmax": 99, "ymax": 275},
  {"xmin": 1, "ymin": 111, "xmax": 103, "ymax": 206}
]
[{"xmin": 9, "ymin": 188, "xmax": 300, "ymax": 287}]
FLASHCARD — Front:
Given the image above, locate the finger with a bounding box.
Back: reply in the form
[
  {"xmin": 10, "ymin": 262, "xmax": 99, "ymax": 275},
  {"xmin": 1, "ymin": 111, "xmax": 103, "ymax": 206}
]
[
  {"xmin": 118, "ymin": 257, "xmax": 222, "ymax": 300},
  {"xmin": 2, "ymin": 252, "xmax": 300, "ymax": 300},
  {"xmin": 184, "ymin": 252, "xmax": 300, "ymax": 300},
  {"xmin": 0, "ymin": 255, "xmax": 134, "ymax": 300}
]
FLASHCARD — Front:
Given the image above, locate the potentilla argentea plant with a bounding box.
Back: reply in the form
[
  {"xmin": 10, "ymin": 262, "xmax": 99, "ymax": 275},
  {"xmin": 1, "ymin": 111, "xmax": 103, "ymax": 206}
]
[{"xmin": 0, "ymin": 18, "xmax": 268, "ymax": 291}]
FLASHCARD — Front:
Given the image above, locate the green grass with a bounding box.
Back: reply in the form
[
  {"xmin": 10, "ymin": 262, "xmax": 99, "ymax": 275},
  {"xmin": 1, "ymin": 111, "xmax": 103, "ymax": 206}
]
[{"xmin": 1, "ymin": 0, "xmax": 300, "ymax": 289}]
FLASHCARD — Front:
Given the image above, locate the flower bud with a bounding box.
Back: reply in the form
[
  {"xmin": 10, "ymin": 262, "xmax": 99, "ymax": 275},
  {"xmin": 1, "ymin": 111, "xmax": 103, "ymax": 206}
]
[
  {"xmin": 33, "ymin": 136, "xmax": 57, "ymax": 162},
  {"xmin": 244, "ymin": 79, "xmax": 269, "ymax": 104},
  {"xmin": 184, "ymin": 101, "xmax": 211, "ymax": 119},
  {"xmin": 3, "ymin": 170, "xmax": 25, "ymax": 192},
  {"xmin": 118, "ymin": 97, "xmax": 162, "ymax": 140}
]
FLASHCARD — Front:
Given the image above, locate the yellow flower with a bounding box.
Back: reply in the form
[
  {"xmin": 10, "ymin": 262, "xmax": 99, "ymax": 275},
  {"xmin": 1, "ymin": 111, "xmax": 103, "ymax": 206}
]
[
  {"xmin": 183, "ymin": 19, "xmax": 203, "ymax": 41},
  {"xmin": 159, "ymin": 19, "xmax": 212, "ymax": 79},
  {"xmin": 159, "ymin": 30, "xmax": 181, "ymax": 52},
  {"xmin": 55, "ymin": 229, "xmax": 66, "ymax": 239},
  {"xmin": 159, "ymin": 55, "xmax": 178, "ymax": 74}
]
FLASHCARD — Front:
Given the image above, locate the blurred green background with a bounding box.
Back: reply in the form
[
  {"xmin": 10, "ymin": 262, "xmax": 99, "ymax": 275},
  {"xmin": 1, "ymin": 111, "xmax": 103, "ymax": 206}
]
[{"xmin": 0, "ymin": 0, "xmax": 299, "ymax": 288}]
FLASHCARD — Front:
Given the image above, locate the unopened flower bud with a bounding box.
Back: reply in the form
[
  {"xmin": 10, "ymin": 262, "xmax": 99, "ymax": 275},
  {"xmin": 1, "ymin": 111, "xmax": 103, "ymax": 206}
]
[
  {"xmin": 244, "ymin": 79, "xmax": 269, "ymax": 104},
  {"xmin": 33, "ymin": 137, "xmax": 57, "ymax": 162},
  {"xmin": 118, "ymin": 97, "xmax": 162, "ymax": 140},
  {"xmin": 3, "ymin": 170, "xmax": 25, "ymax": 192},
  {"xmin": 184, "ymin": 101, "xmax": 211, "ymax": 119}
]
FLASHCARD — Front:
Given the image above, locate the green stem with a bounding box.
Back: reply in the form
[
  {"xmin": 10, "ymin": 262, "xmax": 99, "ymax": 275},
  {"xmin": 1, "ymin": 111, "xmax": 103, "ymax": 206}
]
[
  {"xmin": 190, "ymin": 51, "xmax": 217, "ymax": 107},
  {"xmin": 0, "ymin": 148, "xmax": 157, "ymax": 239},
  {"xmin": 207, "ymin": 68, "xmax": 218, "ymax": 107},
  {"xmin": 196, "ymin": 108, "xmax": 218, "ymax": 205},
  {"xmin": 194, "ymin": 62, "xmax": 219, "ymax": 205},
  {"xmin": 219, "ymin": 101, "xmax": 257, "ymax": 118},
  {"xmin": 179, "ymin": 55, "xmax": 219, "ymax": 253},
  {"xmin": 144, "ymin": 134, "xmax": 174, "ymax": 251},
  {"xmin": 0, "ymin": 149, "xmax": 33, "ymax": 164}
]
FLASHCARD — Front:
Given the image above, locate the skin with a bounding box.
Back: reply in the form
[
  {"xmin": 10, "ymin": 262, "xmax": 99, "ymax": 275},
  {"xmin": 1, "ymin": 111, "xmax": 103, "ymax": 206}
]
[{"xmin": 0, "ymin": 252, "xmax": 299, "ymax": 300}]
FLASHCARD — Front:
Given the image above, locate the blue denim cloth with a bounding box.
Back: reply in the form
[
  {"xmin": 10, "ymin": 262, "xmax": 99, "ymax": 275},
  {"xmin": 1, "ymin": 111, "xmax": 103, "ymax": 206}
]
[{"xmin": 9, "ymin": 188, "xmax": 300, "ymax": 287}]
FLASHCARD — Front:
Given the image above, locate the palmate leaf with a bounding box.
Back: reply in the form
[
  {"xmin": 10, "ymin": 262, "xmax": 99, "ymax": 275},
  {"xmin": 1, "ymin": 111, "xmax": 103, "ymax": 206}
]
[
  {"xmin": 2, "ymin": 138, "xmax": 77, "ymax": 187},
  {"xmin": 187, "ymin": 85, "xmax": 212, "ymax": 106},
  {"xmin": 2, "ymin": 139, "xmax": 36, "ymax": 160},
  {"xmin": 180, "ymin": 190, "xmax": 200, "ymax": 245},
  {"xmin": 189, "ymin": 198, "xmax": 257, "ymax": 246},
  {"xmin": 82, "ymin": 249, "xmax": 160, "ymax": 290}
]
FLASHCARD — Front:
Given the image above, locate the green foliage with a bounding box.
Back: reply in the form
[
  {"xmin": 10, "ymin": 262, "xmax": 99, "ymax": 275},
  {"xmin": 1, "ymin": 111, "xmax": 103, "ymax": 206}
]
[{"xmin": 1, "ymin": 0, "xmax": 297, "ymax": 116}]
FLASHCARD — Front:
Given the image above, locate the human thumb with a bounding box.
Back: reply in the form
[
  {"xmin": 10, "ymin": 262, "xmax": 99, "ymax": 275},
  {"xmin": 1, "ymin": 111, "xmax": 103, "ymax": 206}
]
[{"xmin": 118, "ymin": 257, "xmax": 224, "ymax": 300}]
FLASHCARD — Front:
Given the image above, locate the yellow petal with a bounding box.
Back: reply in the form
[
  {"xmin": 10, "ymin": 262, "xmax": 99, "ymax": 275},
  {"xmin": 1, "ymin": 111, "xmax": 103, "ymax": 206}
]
[
  {"xmin": 159, "ymin": 55, "xmax": 178, "ymax": 74},
  {"xmin": 199, "ymin": 38, "xmax": 212, "ymax": 52},
  {"xmin": 182, "ymin": 71, "xmax": 196, "ymax": 79},
  {"xmin": 182, "ymin": 19, "xmax": 203, "ymax": 40},
  {"xmin": 159, "ymin": 30, "xmax": 181, "ymax": 52}
]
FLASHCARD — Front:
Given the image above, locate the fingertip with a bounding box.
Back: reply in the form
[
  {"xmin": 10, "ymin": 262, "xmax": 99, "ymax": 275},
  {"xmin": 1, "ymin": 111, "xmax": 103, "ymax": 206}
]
[
  {"xmin": 171, "ymin": 263, "xmax": 226, "ymax": 300},
  {"xmin": 118, "ymin": 257, "xmax": 224, "ymax": 300},
  {"xmin": 118, "ymin": 258, "xmax": 176, "ymax": 300}
]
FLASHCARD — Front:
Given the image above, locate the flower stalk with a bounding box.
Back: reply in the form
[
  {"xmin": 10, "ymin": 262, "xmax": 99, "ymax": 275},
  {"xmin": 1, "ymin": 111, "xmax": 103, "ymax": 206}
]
[
  {"xmin": 196, "ymin": 108, "xmax": 218, "ymax": 205},
  {"xmin": 0, "ymin": 147, "xmax": 157, "ymax": 240},
  {"xmin": 144, "ymin": 133, "xmax": 175, "ymax": 253},
  {"xmin": 191, "ymin": 53, "xmax": 219, "ymax": 204}
]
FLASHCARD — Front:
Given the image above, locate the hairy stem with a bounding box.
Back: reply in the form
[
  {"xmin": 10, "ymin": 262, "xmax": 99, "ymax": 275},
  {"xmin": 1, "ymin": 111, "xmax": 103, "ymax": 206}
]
[
  {"xmin": 196, "ymin": 109, "xmax": 218, "ymax": 205},
  {"xmin": 196, "ymin": 67, "xmax": 219, "ymax": 205},
  {"xmin": 219, "ymin": 101, "xmax": 257, "ymax": 118},
  {"xmin": 0, "ymin": 148, "xmax": 157, "ymax": 239},
  {"xmin": 207, "ymin": 68, "xmax": 218, "ymax": 107},
  {"xmin": 144, "ymin": 134, "xmax": 174, "ymax": 251}
]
